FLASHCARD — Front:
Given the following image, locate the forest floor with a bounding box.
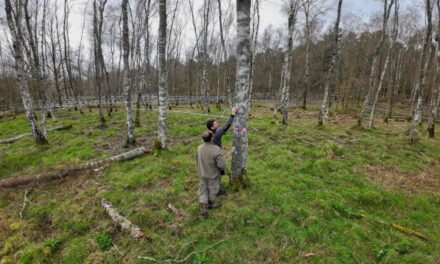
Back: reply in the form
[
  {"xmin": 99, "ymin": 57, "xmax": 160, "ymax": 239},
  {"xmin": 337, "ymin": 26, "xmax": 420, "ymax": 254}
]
[{"xmin": 0, "ymin": 103, "xmax": 439, "ymax": 264}]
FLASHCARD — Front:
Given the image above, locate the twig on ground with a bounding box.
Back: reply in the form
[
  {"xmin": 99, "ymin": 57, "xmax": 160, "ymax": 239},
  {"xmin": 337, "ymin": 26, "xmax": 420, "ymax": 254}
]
[
  {"xmin": 137, "ymin": 239, "xmax": 226, "ymax": 263},
  {"xmin": 19, "ymin": 183, "xmax": 35, "ymax": 219}
]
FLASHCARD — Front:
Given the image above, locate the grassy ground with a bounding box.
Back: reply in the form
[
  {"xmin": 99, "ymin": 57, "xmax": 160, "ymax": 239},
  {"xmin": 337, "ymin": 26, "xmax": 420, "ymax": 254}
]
[{"xmin": 0, "ymin": 104, "xmax": 439, "ymax": 264}]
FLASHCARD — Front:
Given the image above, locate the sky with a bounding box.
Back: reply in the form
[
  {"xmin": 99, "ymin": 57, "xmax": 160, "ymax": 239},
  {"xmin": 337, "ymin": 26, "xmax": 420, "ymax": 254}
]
[{"xmin": 0, "ymin": 0, "xmax": 427, "ymax": 63}]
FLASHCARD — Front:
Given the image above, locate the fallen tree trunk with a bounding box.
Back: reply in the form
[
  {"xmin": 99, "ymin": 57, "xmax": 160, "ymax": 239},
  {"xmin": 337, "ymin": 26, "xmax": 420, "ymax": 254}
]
[
  {"xmin": 0, "ymin": 124, "xmax": 73, "ymax": 144},
  {"xmin": 0, "ymin": 147, "xmax": 147, "ymax": 188},
  {"xmin": 101, "ymin": 198, "xmax": 151, "ymax": 242}
]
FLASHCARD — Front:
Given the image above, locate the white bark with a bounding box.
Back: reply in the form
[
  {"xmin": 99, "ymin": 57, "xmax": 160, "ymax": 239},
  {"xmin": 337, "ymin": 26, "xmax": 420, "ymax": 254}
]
[
  {"xmin": 427, "ymin": 0, "xmax": 440, "ymax": 137},
  {"xmin": 122, "ymin": 0, "xmax": 135, "ymax": 145},
  {"xmin": 281, "ymin": 0, "xmax": 299, "ymax": 125},
  {"xmin": 318, "ymin": 0, "xmax": 343, "ymax": 126},
  {"xmin": 5, "ymin": 0, "xmax": 48, "ymax": 145},
  {"xmin": 368, "ymin": 0, "xmax": 399, "ymax": 130},
  {"xmin": 157, "ymin": 0, "xmax": 168, "ymax": 149},
  {"xmin": 410, "ymin": 0, "xmax": 433, "ymax": 142},
  {"xmin": 358, "ymin": 0, "xmax": 395, "ymax": 126},
  {"xmin": 102, "ymin": 199, "xmax": 150, "ymax": 241},
  {"xmin": 231, "ymin": 0, "xmax": 251, "ymax": 188}
]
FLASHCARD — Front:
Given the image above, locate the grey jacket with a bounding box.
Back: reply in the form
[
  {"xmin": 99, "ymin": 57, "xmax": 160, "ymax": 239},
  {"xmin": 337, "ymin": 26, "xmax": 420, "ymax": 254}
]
[{"xmin": 196, "ymin": 143, "xmax": 226, "ymax": 179}]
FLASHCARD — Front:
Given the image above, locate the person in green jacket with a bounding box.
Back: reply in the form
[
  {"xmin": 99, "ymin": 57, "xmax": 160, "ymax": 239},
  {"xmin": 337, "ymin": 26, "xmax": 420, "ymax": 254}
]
[{"xmin": 196, "ymin": 130, "xmax": 226, "ymax": 219}]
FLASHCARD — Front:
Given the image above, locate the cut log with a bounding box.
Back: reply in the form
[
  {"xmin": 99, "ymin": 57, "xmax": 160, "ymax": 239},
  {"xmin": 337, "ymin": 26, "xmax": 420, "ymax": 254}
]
[
  {"xmin": 101, "ymin": 198, "xmax": 151, "ymax": 242},
  {"xmin": 0, "ymin": 124, "xmax": 73, "ymax": 144},
  {"xmin": 0, "ymin": 147, "xmax": 147, "ymax": 188}
]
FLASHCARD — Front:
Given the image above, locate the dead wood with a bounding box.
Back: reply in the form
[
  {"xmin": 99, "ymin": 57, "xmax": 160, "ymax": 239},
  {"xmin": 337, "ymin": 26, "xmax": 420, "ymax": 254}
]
[
  {"xmin": 101, "ymin": 198, "xmax": 151, "ymax": 242},
  {"xmin": 0, "ymin": 124, "xmax": 73, "ymax": 144},
  {"xmin": 0, "ymin": 147, "xmax": 147, "ymax": 188}
]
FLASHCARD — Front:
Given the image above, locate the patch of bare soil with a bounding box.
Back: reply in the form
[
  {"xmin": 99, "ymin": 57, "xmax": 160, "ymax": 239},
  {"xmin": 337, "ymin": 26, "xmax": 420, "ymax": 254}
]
[{"xmin": 355, "ymin": 165, "xmax": 440, "ymax": 192}]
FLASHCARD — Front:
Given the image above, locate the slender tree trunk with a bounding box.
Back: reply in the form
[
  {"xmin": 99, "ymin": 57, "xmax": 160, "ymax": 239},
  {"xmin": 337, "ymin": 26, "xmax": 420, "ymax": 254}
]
[
  {"xmin": 217, "ymin": 0, "xmax": 231, "ymax": 108},
  {"xmin": 368, "ymin": 0, "xmax": 399, "ymax": 130},
  {"xmin": 318, "ymin": 0, "xmax": 343, "ymax": 126},
  {"xmin": 157, "ymin": 0, "xmax": 168, "ymax": 149},
  {"xmin": 5, "ymin": 0, "xmax": 48, "ymax": 144},
  {"xmin": 281, "ymin": 1, "xmax": 299, "ymax": 125},
  {"xmin": 358, "ymin": 0, "xmax": 395, "ymax": 126},
  {"xmin": 122, "ymin": 0, "xmax": 135, "ymax": 145},
  {"xmin": 93, "ymin": 0, "xmax": 106, "ymax": 128},
  {"xmin": 231, "ymin": 0, "xmax": 251, "ymax": 189},
  {"xmin": 248, "ymin": 0, "xmax": 260, "ymax": 109},
  {"xmin": 63, "ymin": 0, "xmax": 82, "ymax": 113},
  {"xmin": 385, "ymin": 49, "xmax": 402, "ymax": 122},
  {"xmin": 410, "ymin": 0, "xmax": 433, "ymax": 142},
  {"xmin": 427, "ymin": 0, "xmax": 440, "ymax": 137}
]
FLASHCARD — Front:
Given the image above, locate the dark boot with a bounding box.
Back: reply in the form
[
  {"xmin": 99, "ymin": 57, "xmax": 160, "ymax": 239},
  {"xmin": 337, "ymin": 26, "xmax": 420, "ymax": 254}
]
[
  {"xmin": 217, "ymin": 188, "xmax": 226, "ymax": 196},
  {"xmin": 208, "ymin": 200, "xmax": 222, "ymax": 210},
  {"xmin": 199, "ymin": 203, "xmax": 208, "ymax": 219}
]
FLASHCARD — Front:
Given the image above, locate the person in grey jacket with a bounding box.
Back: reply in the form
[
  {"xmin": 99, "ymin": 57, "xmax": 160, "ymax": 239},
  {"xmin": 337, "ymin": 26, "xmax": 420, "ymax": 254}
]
[
  {"xmin": 206, "ymin": 107, "xmax": 236, "ymax": 195},
  {"xmin": 196, "ymin": 130, "xmax": 226, "ymax": 219}
]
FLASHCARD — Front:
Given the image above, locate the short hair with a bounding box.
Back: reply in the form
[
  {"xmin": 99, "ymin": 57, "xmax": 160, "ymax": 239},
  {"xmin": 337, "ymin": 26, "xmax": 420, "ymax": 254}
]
[
  {"xmin": 202, "ymin": 130, "xmax": 213, "ymax": 142},
  {"xmin": 206, "ymin": 119, "xmax": 215, "ymax": 130}
]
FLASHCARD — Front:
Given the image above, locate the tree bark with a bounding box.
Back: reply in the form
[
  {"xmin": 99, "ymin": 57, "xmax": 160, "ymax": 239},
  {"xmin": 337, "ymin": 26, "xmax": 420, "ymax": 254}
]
[
  {"xmin": 157, "ymin": 0, "xmax": 168, "ymax": 149},
  {"xmin": 122, "ymin": 0, "xmax": 135, "ymax": 145},
  {"xmin": 318, "ymin": 0, "xmax": 343, "ymax": 126},
  {"xmin": 427, "ymin": 0, "xmax": 440, "ymax": 137},
  {"xmin": 368, "ymin": 0, "xmax": 399, "ymax": 130},
  {"xmin": 5, "ymin": 0, "xmax": 48, "ymax": 145},
  {"xmin": 231, "ymin": 0, "xmax": 251, "ymax": 189},
  {"xmin": 409, "ymin": 0, "xmax": 433, "ymax": 142},
  {"xmin": 358, "ymin": 0, "xmax": 395, "ymax": 127},
  {"xmin": 281, "ymin": 0, "xmax": 299, "ymax": 125}
]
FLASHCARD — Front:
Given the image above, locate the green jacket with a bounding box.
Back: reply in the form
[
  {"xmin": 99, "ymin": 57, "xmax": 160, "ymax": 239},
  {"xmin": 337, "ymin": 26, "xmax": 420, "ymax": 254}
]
[{"xmin": 196, "ymin": 143, "xmax": 226, "ymax": 179}]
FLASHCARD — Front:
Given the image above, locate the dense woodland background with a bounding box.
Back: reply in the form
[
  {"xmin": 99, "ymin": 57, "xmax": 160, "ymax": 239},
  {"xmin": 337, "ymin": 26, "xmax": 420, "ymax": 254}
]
[{"xmin": 0, "ymin": 0, "xmax": 438, "ymax": 125}]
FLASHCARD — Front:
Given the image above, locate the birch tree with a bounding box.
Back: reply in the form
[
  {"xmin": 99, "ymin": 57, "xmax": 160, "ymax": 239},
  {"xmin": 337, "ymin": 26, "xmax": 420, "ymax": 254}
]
[
  {"xmin": 368, "ymin": 0, "xmax": 399, "ymax": 130},
  {"xmin": 157, "ymin": 0, "xmax": 168, "ymax": 149},
  {"xmin": 318, "ymin": 0, "xmax": 343, "ymax": 126},
  {"xmin": 280, "ymin": 0, "xmax": 300, "ymax": 125},
  {"xmin": 427, "ymin": 0, "xmax": 440, "ymax": 137},
  {"xmin": 122, "ymin": 0, "xmax": 135, "ymax": 145},
  {"xmin": 93, "ymin": 0, "xmax": 107, "ymax": 128},
  {"xmin": 358, "ymin": 0, "xmax": 395, "ymax": 127},
  {"xmin": 231, "ymin": 0, "xmax": 251, "ymax": 188},
  {"xmin": 248, "ymin": 0, "xmax": 260, "ymax": 107},
  {"xmin": 409, "ymin": 0, "xmax": 433, "ymax": 142},
  {"xmin": 5, "ymin": 0, "xmax": 48, "ymax": 144}
]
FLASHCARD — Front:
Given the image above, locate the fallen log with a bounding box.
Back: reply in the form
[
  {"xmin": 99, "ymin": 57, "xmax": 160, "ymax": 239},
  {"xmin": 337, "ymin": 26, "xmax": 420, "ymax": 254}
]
[
  {"xmin": 0, "ymin": 124, "xmax": 73, "ymax": 144},
  {"xmin": 0, "ymin": 147, "xmax": 147, "ymax": 188},
  {"xmin": 101, "ymin": 198, "xmax": 151, "ymax": 242}
]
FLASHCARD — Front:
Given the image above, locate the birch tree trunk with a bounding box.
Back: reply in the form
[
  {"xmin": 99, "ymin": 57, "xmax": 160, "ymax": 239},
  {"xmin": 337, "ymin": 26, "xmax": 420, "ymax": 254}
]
[
  {"xmin": 157, "ymin": 0, "xmax": 168, "ymax": 149},
  {"xmin": 318, "ymin": 0, "xmax": 343, "ymax": 126},
  {"xmin": 281, "ymin": 0, "xmax": 299, "ymax": 125},
  {"xmin": 248, "ymin": 0, "xmax": 260, "ymax": 109},
  {"xmin": 409, "ymin": 0, "xmax": 433, "ymax": 142},
  {"xmin": 368, "ymin": 0, "xmax": 399, "ymax": 130},
  {"xmin": 358, "ymin": 0, "xmax": 395, "ymax": 127},
  {"xmin": 427, "ymin": 0, "xmax": 440, "ymax": 138},
  {"xmin": 122, "ymin": 0, "xmax": 135, "ymax": 145},
  {"xmin": 217, "ymin": 0, "xmax": 232, "ymax": 108},
  {"xmin": 385, "ymin": 49, "xmax": 402, "ymax": 122},
  {"xmin": 5, "ymin": 0, "xmax": 48, "ymax": 145},
  {"xmin": 93, "ymin": 0, "xmax": 107, "ymax": 128},
  {"xmin": 231, "ymin": 0, "xmax": 251, "ymax": 189},
  {"xmin": 201, "ymin": 1, "xmax": 211, "ymax": 113},
  {"xmin": 63, "ymin": 0, "xmax": 82, "ymax": 113}
]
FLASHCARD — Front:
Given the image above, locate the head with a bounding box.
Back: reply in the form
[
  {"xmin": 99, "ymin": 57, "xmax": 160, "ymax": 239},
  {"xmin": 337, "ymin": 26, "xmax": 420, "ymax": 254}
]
[
  {"xmin": 206, "ymin": 119, "xmax": 219, "ymax": 130},
  {"xmin": 202, "ymin": 130, "xmax": 214, "ymax": 143}
]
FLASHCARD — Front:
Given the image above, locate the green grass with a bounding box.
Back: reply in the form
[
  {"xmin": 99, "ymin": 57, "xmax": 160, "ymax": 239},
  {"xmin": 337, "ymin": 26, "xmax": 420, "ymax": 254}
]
[{"xmin": 0, "ymin": 104, "xmax": 439, "ymax": 263}]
